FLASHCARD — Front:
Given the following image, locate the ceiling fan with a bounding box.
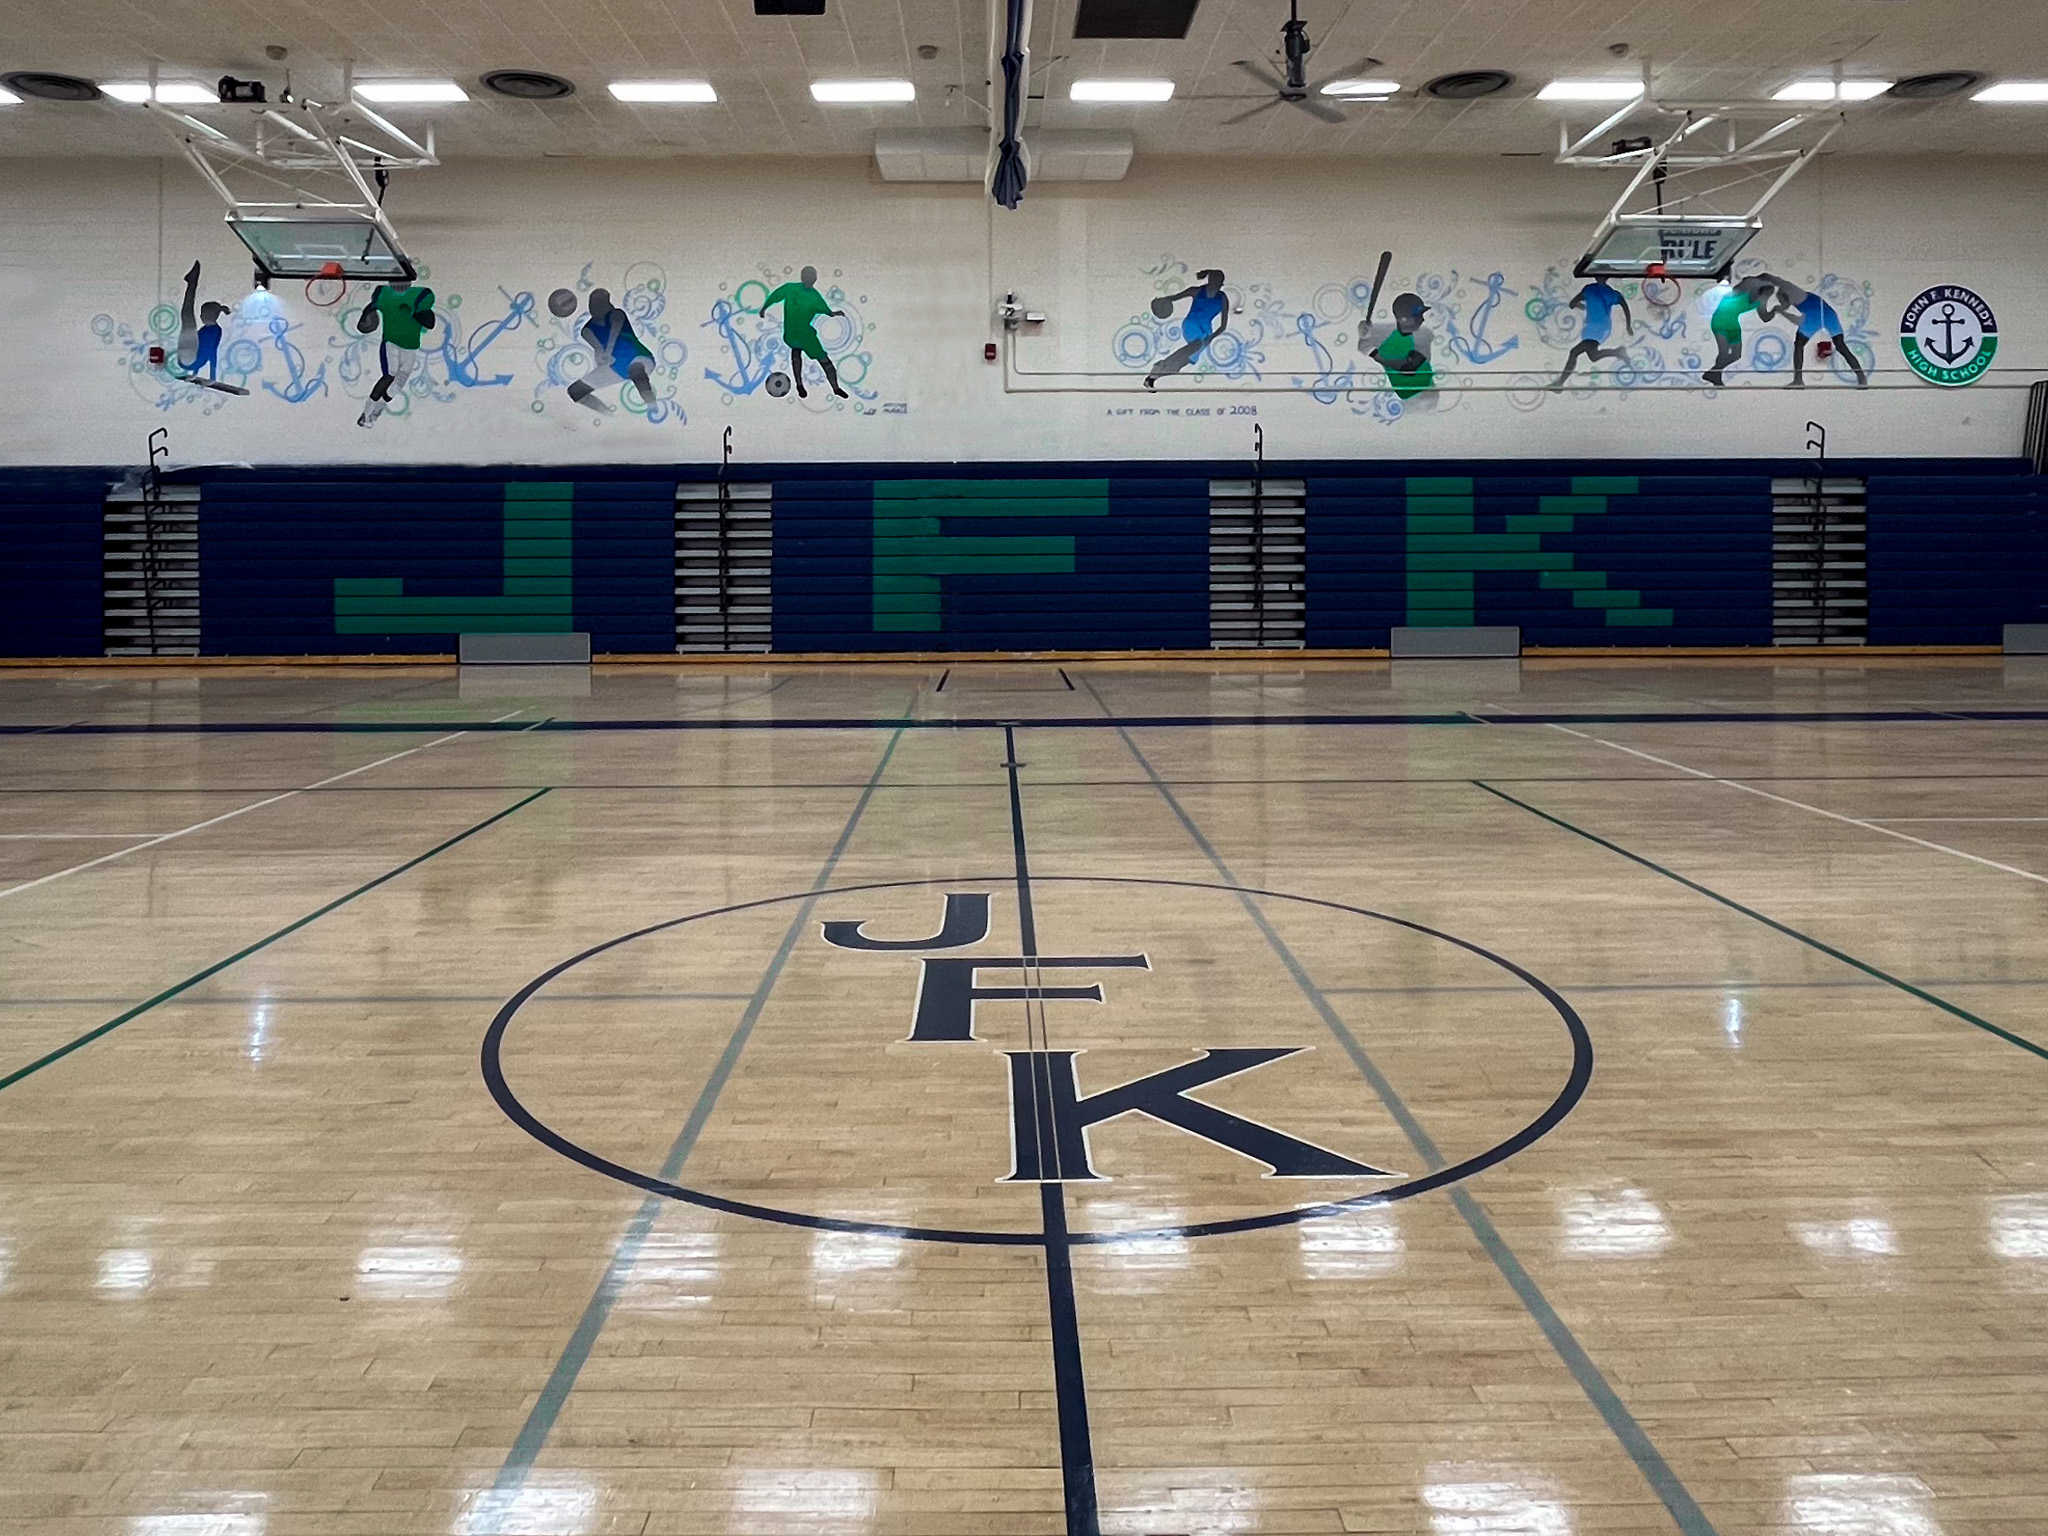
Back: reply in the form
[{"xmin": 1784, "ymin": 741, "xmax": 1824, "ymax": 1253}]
[{"xmin": 1225, "ymin": 0, "xmax": 1381, "ymax": 125}]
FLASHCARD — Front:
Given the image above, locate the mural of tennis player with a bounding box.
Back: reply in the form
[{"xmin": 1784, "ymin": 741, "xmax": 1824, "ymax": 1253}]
[
  {"xmin": 1361, "ymin": 291, "xmax": 1436, "ymax": 400},
  {"xmin": 1698, "ymin": 273, "xmax": 1785, "ymax": 389},
  {"xmin": 1551, "ymin": 276, "xmax": 1635, "ymax": 389},
  {"xmin": 758, "ymin": 266, "xmax": 849, "ymax": 399},
  {"xmin": 568, "ymin": 288, "xmax": 656, "ymax": 414},
  {"xmin": 1758, "ymin": 273, "xmax": 1869, "ymax": 389},
  {"xmin": 1143, "ymin": 269, "xmax": 1229, "ymax": 390},
  {"xmin": 171, "ymin": 261, "xmax": 232, "ymax": 387},
  {"xmin": 354, "ymin": 276, "xmax": 437, "ymax": 428}
]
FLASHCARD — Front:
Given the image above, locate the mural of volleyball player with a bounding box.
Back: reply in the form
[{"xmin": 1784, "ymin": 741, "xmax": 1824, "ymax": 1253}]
[
  {"xmin": 1361, "ymin": 291, "xmax": 1436, "ymax": 401},
  {"xmin": 1551, "ymin": 276, "xmax": 1635, "ymax": 389},
  {"xmin": 1699, "ymin": 273, "xmax": 1786, "ymax": 388},
  {"xmin": 1143, "ymin": 269, "xmax": 1229, "ymax": 390},
  {"xmin": 354, "ymin": 276, "xmax": 437, "ymax": 428},
  {"xmin": 758, "ymin": 266, "xmax": 849, "ymax": 399},
  {"xmin": 1758, "ymin": 273, "xmax": 1869, "ymax": 389},
  {"xmin": 568, "ymin": 288, "xmax": 656, "ymax": 413}
]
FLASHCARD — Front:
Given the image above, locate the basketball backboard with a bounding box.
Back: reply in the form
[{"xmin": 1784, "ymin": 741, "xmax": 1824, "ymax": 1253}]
[
  {"xmin": 227, "ymin": 213, "xmax": 415, "ymax": 282},
  {"xmin": 1575, "ymin": 219, "xmax": 1759, "ymax": 279}
]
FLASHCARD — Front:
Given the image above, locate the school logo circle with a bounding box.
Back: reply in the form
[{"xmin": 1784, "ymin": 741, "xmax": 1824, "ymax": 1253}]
[{"xmin": 1900, "ymin": 286, "xmax": 1998, "ymax": 386}]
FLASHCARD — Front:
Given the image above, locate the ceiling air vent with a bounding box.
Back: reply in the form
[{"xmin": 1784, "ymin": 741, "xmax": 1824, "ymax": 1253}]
[
  {"xmin": 1888, "ymin": 71, "xmax": 1982, "ymax": 100},
  {"xmin": 482, "ymin": 70, "xmax": 576, "ymax": 100},
  {"xmin": 1425, "ymin": 69, "xmax": 1515, "ymax": 100},
  {"xmin": 2, "ymin": 71, "xmax": 101, "ymax": 101},
  {"xmin": 1073, "ymin": 0, "xmax": 1200, "ymax": 40},
  {"xmin": 755, "ymin": 0, "xmax": 828, "ymax": 14}
]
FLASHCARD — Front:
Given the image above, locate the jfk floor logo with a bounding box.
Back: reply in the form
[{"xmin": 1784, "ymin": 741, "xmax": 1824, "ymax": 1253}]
[
  {"xmin": 1900, "ymin": 285, "xmax": 1998, "ymax": 387},
  {"xmin": 824, "ymin": 892, "xmax": 1393, "ymax": 1181}
]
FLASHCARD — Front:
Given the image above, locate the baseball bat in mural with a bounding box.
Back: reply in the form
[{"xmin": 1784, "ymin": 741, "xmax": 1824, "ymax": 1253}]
[
  {"xmin": 1361, "ymin": 249, "xmax": 1393, "ymax": 331},
  {"xmin": 355, "ymin": 278, "xmax": 438, "ymax": 428},
  {"xmin": 759, "ymin": 266, "xmax": 850, "ymax": 400},
  {"xmin": 1356, "ymin": 255, "xmax": 1436, "ymax": 403},
  {"xmin": 1143, "ymin": 269, "xmax": 1230, "ymax": 390}
]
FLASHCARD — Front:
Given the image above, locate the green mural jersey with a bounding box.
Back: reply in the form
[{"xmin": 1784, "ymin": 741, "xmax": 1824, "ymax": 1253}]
[
  {"xmin": 371, "ymin": 286, "xmax": 435, "ymax": 350},
  {"xmin": 764, "ymin": 282, "xmax": 832, "ymax": 350},
  {"xmin": 1378, "ymin": 330, "xmax": 1435, "ymax": 399},
  {"xmin": 1709, "ymin": 290, "xmax": 1758, "ymax": 346}
]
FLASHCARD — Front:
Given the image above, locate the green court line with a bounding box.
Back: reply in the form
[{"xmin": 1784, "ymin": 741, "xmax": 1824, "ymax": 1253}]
[
  {"xmin": 1470, "ymin": 780, "xmax": 2048, "ymax": 1063},
  {"xmin": 0, "ymin": 788, "xmax": 554, "ymax": 1094}
]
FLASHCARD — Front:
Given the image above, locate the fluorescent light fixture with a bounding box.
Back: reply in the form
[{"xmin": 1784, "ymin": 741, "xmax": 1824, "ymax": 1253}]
[
  {"xmin": 1975, "ymin": 80, "xmax": 2048, "ymax": 102},
  {"xmin": 1773, "ymin": 78, "xmax": 1891, "ymax": 101},
  {"xmin": 1321, "ymin": 78, "xmax": 1402, "ymax": 98},
  {"xmin": 103, "ymin": 81, "xmax": 153, "ymax": 103},
  {"xmin": 810, "ymin": 79, "xmax": 915, "ymax": 103},
  {"xmin": 0, "ymin": 86, "xmax": 18, "ymax": 105},
  {"xmin": 353, "ymin": 80, "xmax": 469, "ymax": 103},
  {"xmin": 153, "ymin": 82, "xmax": 218, "ymax": 104},
  {"xmin": 1069, "ymin": 78, "xmax": 1175, "ymax": 102},
  {"xmin": 1538, "ymin": 78, "xmax": 1645, "ymax": 101},
  {"xmin": 608, "ymin": 79, "xmax": 718, "ymax": 102}
]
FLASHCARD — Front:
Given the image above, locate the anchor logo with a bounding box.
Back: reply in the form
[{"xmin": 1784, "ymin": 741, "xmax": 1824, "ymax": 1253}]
[
  {"xmin": 1900, "ymin": 285, "xmax": 1998, "ymax": 388},
  {"xmin": 1924, "ymin": 303, "xmax": 1975, "ymax": 366}
]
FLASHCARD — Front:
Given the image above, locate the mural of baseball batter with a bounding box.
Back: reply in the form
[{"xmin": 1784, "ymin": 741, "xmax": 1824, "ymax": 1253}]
[{"xmin": 1361, "ymin": 291, "xmax": 1436, "ymax": 400}]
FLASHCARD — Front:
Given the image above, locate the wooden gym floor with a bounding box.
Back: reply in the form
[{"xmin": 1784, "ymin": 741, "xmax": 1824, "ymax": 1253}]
[{"xmin": 1, "ymin": 656, "xmax": 2045, "ymax": 1536}]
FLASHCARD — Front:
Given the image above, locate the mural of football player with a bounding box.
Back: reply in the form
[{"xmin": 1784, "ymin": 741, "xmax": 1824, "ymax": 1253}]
[
  {"xmin": 1143, "ymin": 268, "xmax": 1230, "ymax": 390},
  {"xmin": 1361, "ymin": 291, "xmax": 1436, "ymax": 401},
  {"xmin": 567, "ymin": 288, "xmax": 656, "ymax": 414},
  {"xmin": 355, "ymin": 277, "xmax": 437, "ymax": 428},
  {"xmin": 1758, "ymin": 274, "xmax": 1869, "ymax": 389},
  {"xmin": 1551, "ymin": 276, "xmax": 1635, "ymax": 388}
]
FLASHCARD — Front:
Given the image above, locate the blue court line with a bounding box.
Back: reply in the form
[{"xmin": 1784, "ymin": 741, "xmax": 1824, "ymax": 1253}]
[
  {"xmin": 1082, "ymin": 682, "xmax": 1720, "ymax": 1536},
  {"xmin": 6, "ymin": 708, "xmax": 2048, "ymax": 736},
  {"xmin": 472, "ymin": 726, "xmax": 907, "ymax": 1530},
  {"xmin": 0, "ymin": 788, "xmax": 553, "ymax": 1094}
]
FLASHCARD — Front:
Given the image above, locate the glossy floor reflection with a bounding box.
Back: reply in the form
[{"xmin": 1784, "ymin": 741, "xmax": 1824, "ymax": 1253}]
[{"xmin": 1, "ymin": 657, "xmax": 2044, "ymax": 1535}]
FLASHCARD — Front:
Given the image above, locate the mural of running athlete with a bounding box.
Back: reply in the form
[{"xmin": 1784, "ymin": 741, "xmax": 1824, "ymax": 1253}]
[
  {"xmin": 170, "ymin": 262, "xmax": 246, "ymax": 395},
  {"xmin": 568, "ymin": 288, "xmax": 656, "ymax": 413},
  {"xmin": 1361, "ymin": 292, "xmax": 1436, "ymax": 400},
  {"xmin": 1551, "ymin": 276, "xmax": 1634, "ymax": 389},
  {"xmin": 1758, "ymin": 273, "xmax": 1869, "ymax": 389},
  {"xmin": 1699, "ymin": 273, "xmax": 1784, "ymax": 388},
  {"xmin": 1144, "ymin": 268, "xmax": 1229, "ymax": 390},
  {"xmin": 355, "ymin": 277, "xmax": 437, "ymax": 428},
  {"xmin": 758, "ymin": 266, "xmax": 848, "ymax": 399}
]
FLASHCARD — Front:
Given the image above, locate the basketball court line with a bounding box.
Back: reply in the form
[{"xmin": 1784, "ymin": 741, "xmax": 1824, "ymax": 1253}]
[
  {"xmin": 0, "ymin": 709, "xmax": 530, "ymax": 904},
  {"xmin": 9, "ymin": 707, "xmax": 2048, "ymax": 736},
  {"xmin": 0, "ymin": 788, "xmax": 552, "ymax": 1093},
  {"xmin": 0, "ymin": 832, "xmax": 176, "ymax": 839},
  {"xmin": 1470, "ymin": 781, "xmax": 2048, "ymax": 1064},
  {"xmin": 475, "ymin": 728, "xmax": 909, "ymax": 1535},
  {"xmin": 1075, "ymin": 681, "xmax": 1720, "ymax": 1536},
  {"xmin": 1536, "ymin": 722, "xmax": 2048, "ymax": 888}
]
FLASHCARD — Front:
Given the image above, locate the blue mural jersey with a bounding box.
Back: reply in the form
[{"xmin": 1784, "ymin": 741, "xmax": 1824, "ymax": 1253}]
[
  {"xmin": 1580, "ymin": 283, "xmax": 1622, "ymax": 342},
  {"xmin": 189, "ymin": 323, "xmax": 221, "ymax": 375},
  {"xmin": 1184, "ymin": 289, "xmax": 1226, "ymax": 340}
]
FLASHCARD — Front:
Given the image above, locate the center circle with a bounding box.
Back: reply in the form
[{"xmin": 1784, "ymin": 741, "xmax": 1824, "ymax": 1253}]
[{"xmin": 482, "ymin": 876, "xmax": 1593, "ymax": 1247}]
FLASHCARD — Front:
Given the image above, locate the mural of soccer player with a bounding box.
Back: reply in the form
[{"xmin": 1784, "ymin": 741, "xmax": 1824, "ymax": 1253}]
[
  {"xmin": 1361, "ymin": 292, "xmax": 1436, "ymax": 401},
  {"xmin": 354, "ymin": 276, "xmax": 437, "ymax": 428},
  {"xmin": 1699, "ymin": 273, "xmax": 1783, "ymax": 388},
  {"xmin": 758, "ymin": 266, "xmax": 849, "ymax": 400},
  {"xmin": 1758, "ymin": 273, "xmax": 1869, "ymax": 389},
  {"xmin": 1143, "ymin": 269, "xmax": 1230, "ymax": 390},
  {"xmin": 568, "ymin": 288, "xmax": 656, "ymax": 414},
  {"xmin": 1551, "ymin": 276, "xmax": 1634, "ymax": 389}
]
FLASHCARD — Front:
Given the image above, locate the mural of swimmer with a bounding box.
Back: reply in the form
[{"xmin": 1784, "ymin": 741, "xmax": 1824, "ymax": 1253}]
[
  {"xmin": 555, "ymin": 287, "xmax": 656, "ymax": 413},
  {"xmin": 1143, "ymin": 268, "xmax": 1229, "ymax": 389}
]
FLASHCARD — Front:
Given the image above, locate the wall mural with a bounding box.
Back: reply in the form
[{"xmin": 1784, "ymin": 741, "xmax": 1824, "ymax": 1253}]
[
  {"xmin": 703, "ymin": 266, "xmax": 881, "ymax": 412},
  {"xmin": 1117, "ymin": 257, "xmax": 1281, "ymax": 386},
  {"xmin": 532, "ymin": 264, "xmax": 689, "ymax": 426}
]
